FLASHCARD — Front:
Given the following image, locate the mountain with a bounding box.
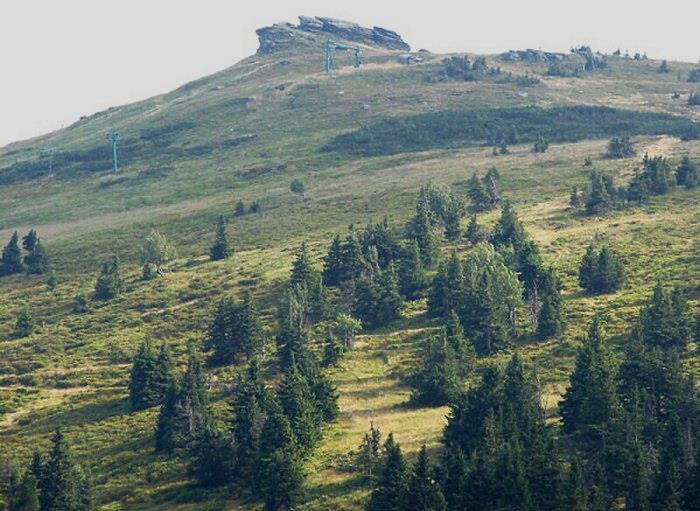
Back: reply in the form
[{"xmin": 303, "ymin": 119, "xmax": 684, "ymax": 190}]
[{"xmin": 0, "ymin": 15, "xmax": 698, "ymax": 511}]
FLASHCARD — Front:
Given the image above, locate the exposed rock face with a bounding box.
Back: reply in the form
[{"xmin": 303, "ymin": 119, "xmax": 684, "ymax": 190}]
[
  {"xmin": 256, "ymin": 16, "xmax": 410, "ymax": 55},
  {"xmin": 500, "ymin": 49, "xmax": 566, "ymax": 63}
]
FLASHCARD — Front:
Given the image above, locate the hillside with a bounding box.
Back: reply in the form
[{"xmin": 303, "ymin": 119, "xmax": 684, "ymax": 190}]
[{"xmin": 1, "ymin": 15, "xmax": 699, "ymax": 511}]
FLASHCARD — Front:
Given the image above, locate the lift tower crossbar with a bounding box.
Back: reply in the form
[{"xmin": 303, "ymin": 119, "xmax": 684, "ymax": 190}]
[{"xmin": 324, "ymin": 40, "xmax": 362, "ymax": 73}]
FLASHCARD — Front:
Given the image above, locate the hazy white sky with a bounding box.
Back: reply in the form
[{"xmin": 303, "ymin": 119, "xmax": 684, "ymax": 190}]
[{"xmin": 1, "ymin": 0, "xmax": 698, "ymax": 147}]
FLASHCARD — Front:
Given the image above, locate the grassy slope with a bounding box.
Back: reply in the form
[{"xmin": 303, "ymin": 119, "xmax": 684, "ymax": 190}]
[{"xmin": 0, "ymin": 33, "xmax": 699, "ymax": 510}]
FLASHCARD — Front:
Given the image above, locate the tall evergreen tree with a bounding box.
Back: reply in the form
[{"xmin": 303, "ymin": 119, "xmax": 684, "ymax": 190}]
[
  {"xmin": 445, "ymin": 311, "xmax": 475, "ymax": 375},
  {"xmin": 14, "ymin": 309, "xmax": 35, "ymax": 338},
  {"xmin": 407, "ymin": 199, "xmax": 440, "ymax": 268},
  {"xmin": 397, "ymin": 240, "xmax": 429, "ymax": 300},
  {"xmin": 11, "ymin": 471, "xmax": 40, "ymax": 511},
  {"xmin": 464, "ymin": 214, "xmax": 484, "ymax": 245},
  {"xmin": 405, "ymin": 445, "xmax": 446, "ymax": 511},
  {"xmin": 322, "ymin": 235, "xmax": 343, "ymax": 286},
  {"xmin": 467, "ymin": 172, "xmax": 490, "ymax": 212},
  {"xmin": 536, "ymin": 267, "xmax": 564, "ymax": 339},
  {"xmin": 206, "ymin": 292, "xmax": 264, "ymax": 365},
  {"xmin": 427, "ymin": 251, "xmax": 464, "ymax": 318},
  {"xmin": 129, "ymin": 340, "xmax": 159, "ymax": 410},
  {"xmin": 24, "ymin": 239, "xmax": 49, "ymax": 275},
  {"xmin": 676, "ymin": 156, "xmax": 698, "ymax": 189},
  {"xmin": 210, "ymin": 214, "xmax": 232, "ymax": 261},
  {"xmin": 636, "ymin": 282, "xmax": 692, "ymax": 351},
  {"xmin": 39, "ymin": 429, "xmax": 92, "ymax": 511},
  {"xmin": 411, "ymin": 333, "xmax": 462, "ymax": 406},
  {"xmin": 490, "ymin": 202, "xmax": 525, "ymax": 251},
  {"xmin": 22, "ymin": 230, "xmax": 38, "ymax": 253},
  {"xmin": 1, "ymin": 232, "xmax": 24, "ymax": 276},
  {"xmin": 277, "ymin": 359, "xmax": 322, "ymax": 452},
  {"xmin": 560, "ymin": 316, "xmax": 619, "ymax": 451},
  {"xmin": 365, "ymin": 434, "xmax": 408, "ymax": 511}
]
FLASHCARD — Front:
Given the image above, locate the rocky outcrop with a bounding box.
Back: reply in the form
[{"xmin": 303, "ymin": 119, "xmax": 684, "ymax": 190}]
[
  {"xmin": 256, "ymin": 16, "xmax": 410, "ymax": 55},
  {"xmin": 500, "ymin": 49, "xmax": 566, "ymax": 63}
]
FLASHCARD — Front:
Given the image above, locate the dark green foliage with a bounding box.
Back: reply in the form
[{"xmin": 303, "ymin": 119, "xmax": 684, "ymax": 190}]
[
  {"xmin": 490, "ymin": 201, "xmax": 525, "ymax": 250},
  {"xmin": 560, "ymin": 317, "xmax": 619, "ymax": 448},
  {"xmin": 1, "ymin": 232, "xmax": 24, "ymax": 276},
  {"xmin": 578, "ymin": 244, "xmax": 625, "ymax": 294},
  {"xmin": 642, "ymin": 153, "xmax": 673, "ymax": 195},
  {"xmin": 11, "ymin": 471, "xmax": 40, "ymax": 511},
  {"xmin": 443, "ymin": 201, "xmax": 462, "ymax": 242},
  {"xmin": 155, "ymin": 347, "xmax": 210, "ymax": 452},
  {"xmin": 248, "ymin": 200, "xmax": 263, "ymax": 215},
  {"xmin": 365, "ymin": 434, "xmax": 408, "ymax": 511},
  {"xmin": 658, "ymin": 60, "xmax": 670, "ymax": 73},
  {"xmin": 46, "ymin": 270, "xmax": 58, "ymax": 291},
  {"xmin": 676, "ymin": 156, "xmax": 697, "ymax": 189},
  {"xmin": 260, "ymin": 445, "xmax": 305, "ymax": 511},
  {"xmin": 427, "ymin": 251, "xmax": 464, "ymax": 318},
  {"xmin": 436, "ymin": 55, "xmax": 495, "ymax": 82},
  {"xmin": 290, "ymin": 242, "xmax": 328, "ymax": 322},
  {"xmin": 536, "ymin": 267, "xmax": 564, "ymax": 339},
  {"xmin": 405, "ymin": 446, "xmax": 446, "ymax": 511},
  {"xmin": 323, "ymin": 229, "xmax": 366, "ymax": 286},
  {"xmin": 210, "ymin": 214, "xmax": 232, "ymax": 261},
  {"xmin": 72, "ymin": 294, "xmax": 88, "ymax": 314},
  {"xmin": 353, "ymin": 263, "xmax": 403, "ymax": 327},
  {"xmin": 467, "ymin": 173, "xmax": 490, "ymax": 212},
  {"xmin": 606, "ymin": 136, "xmax": 636, "ymax": 159},
  {"xmin": 464, "ymin": 214, "xmax": 485, "ymax": 244},
  {"xmin": 323, "ymin": 106, "xmax": 695, "ymax": 157},
  {"xmin": 290, "ymin": 178, "xmax": 305, "ymax": 196},
  {"xmin": 234, "ymin": 200, "xmax": 246, "ymax": 217},
  {"xmin": 397, "ymin": 240, "xmax": 429, "ymax": 300},
  {"xmin": 533, "ymin": 136, "xmax": 549, "ymax": 153},
  {"xmin": 93, "ymin": 256, "xmax": 124, "ymax": 300},
  {"xmin": 278, "ymin": 360, "xmax": 322, "ymax": 452},
  {"xmin": 356, "ymin": 423, "xmax": 383, "ymax": 483},
  {"xmin": 689, "ymin": 92, "xmax": 700, "ymax": 106},
  {"xmin": 635, "ymin": 282, "xmax": 692, "ymax": 351},
  {"xmin": 14, "ymin": 309, "xmax": 35, "ymax": 338},
  {"xmin": 689, "ymin": 69, "xmax": 700, "ymax": 82},
  {"xmin": 410, "ymin": 333, "xmax": 462, "ymax": 406},
  {"xmin": 22, "ymin": 230, "xmax": 38, "ymax": 253},
  {"xmin": 205, "ymin": 292, "xmax": 264, "ymax": 365},
  {"xmin": 444, "ymin": 311, "xmax": 475, "ymax": 375},
  {"xmin": 37, "ymin": 429, "xmax": 93, "ymax": 511},
  {"xmin": 584, "ymin": 170, "xmax": 617, "ymax": 214},
  {"xmin": 189, "ymin": 425, "xmax": 234, "ymax": 487},
  {"xmin": 407, "ymin": 197, "xmax": 441, "ymax": 268},
  {"xmin": 570, "ymin": 186, "xmax": 582, "ymax": 210},
  {"xmin": 129, "ymin": 341, "xmax": 174, "ymax": 411},
  {"xmin": 361, "ymin": 218, "xmax": 402, "ymax": 268}
]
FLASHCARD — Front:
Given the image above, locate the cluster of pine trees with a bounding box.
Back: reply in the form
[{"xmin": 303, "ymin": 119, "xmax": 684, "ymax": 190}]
[
  {"xmin": 466, "ymin": 168, "xmax": 501, "ymax": 212},
  {"xmin": 2, "ymin": 429, "xmax": 92, "ymax": 511},
  {"xmin": 578, "ymin": 243, "xmax": 626, "ymax": 294},
  {"xmin": 571, "ymin": 154, "xmax": 698, "ymax": 215},
  {"xmin": 369, "ymin": 282, "xmax": 698, "ymax": 510},
  {"xmin": 0, "ymin": 230, "xmax": 49, "ymax": 277}
]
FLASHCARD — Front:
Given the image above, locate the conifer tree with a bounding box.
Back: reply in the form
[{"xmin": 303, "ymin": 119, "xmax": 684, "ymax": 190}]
[
  {"xmin": 129, "ymin": 340, "xmax": 159, "ymax": 410},
  {"xmin": 206, "ymin": 293, "xmax": 264, "ymax": 365},
  {"xmin": 190, "ymin": 424, "xmax": 234, "ymax": 487},
  {"xmin": 676, "ymin": 156, "xmax": 697, "ymax": 189},
  {"xmin": 407, "ymin": 199, "xmax": 440, "ymax": 268},
  {"xmin": 467, "ymin": 172, "xmax": 490, "ymax": 212},
  {"xmin": 570, "ymin": 187, "xmax": 581, "ymax": 210},
  {"xmin": 560, "ymin": 460, "xmax": 588, "ymax": 511},
  {"xmin": 444, "ymin": 201, "xmax": 462, "ymax": 242},
  {"xmin": 427, "ymin": 251, "xmax": 464, "ymax": 318},
  {"xmin": 397, "ymin": 240, "xmax": 429, "ymax": 300},
  {"xmin": 536, "ymin": 267, "xmax": 564, "ymax": 339},
  {"xmin": 11, "ymin": 471, "xmax": 40, "ymax": 511},
  {"xmin": 405, "ymin": 445, "xmax": 446, "ymax": 511},
  {"xmin": 322, "ymin": 235, "xmax": 343, "ymax": 286},
  {"xmin": 277, "ymin": 360, "xmax": 322, "ymax": 452},
  {"xmin": 24, "ymin": 239, "xmax": 49, "ymax": 275},
  {"xmin": 374, "ymin": 263, "xmax": 403, "ymax": 325},
  {"xmin": 411, "ymin": 333, "xmax": 461, "ymax": 406},
  {"xmin": 39, "ymin": 429, "xmax": 92, "ymax": 511},
  {"xmin": 357, "ymin": 422, "xmax": 383, "ymax": 483},
  {"xmin": 595, "ymin": 245, "xmax": 626, "ymax": 293},
  {"xmin": 560, "ymin": 316, "xmax": 619, "ymax": 450},
  {"xmin": 578, "ymin": 244, "xmax": 597, "ymax": 292},
  {"xmin": 15, "ymin": 309, "xmax": 35, "ymax": 338},
  {"xmin": 636, "ymin": 282, "xmax": 692, "ymax": 351},
  {"xmin": 94, "ymin": 256, "xmax": 124, "ymax": 300},
  {"xmin": 365, "ymin": 434, "xmax": 408, "ymax": 511},
  {"xmin": 490, "ymin": 202, "xmax": 525, "ymax": 251},
  {"xmin": 234, "ymin": 199, "xmax": 247, "ymax": 217},
  {"xmin": 585, "ymin": 170, "xmax": 616, "ymax": 214},
  {"xmin": 1, "ymin": 232, "xmax": 24, "ymax": 276},
  {"xmin": 464, "ymin": 214, "xmax": 484, "ymax": 245},
  {"xmin": 445, "ymin": 311, "xmax": 475, "ymax": 375},
  {"xmin": 210, "ymin": 214, "xmax": 232, "ymax": 261},
  {"xmin": 22, "ymin": 230, "xmax": 38, "ymax": 253},
  {"xmin": 258, "ymin": 400, "xmax": 305, "ymax": 511}
]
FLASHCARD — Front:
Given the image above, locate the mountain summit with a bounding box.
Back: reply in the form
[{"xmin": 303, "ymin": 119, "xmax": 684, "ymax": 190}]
[{"xmin": 256, "ymin": 15, "xmax": 410, "ymax": 54}]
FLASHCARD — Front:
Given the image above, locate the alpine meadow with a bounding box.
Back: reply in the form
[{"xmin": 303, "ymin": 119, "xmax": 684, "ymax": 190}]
[{"xmin": 1, "ymin": 13, "xmax": 700, "ymax": 511}]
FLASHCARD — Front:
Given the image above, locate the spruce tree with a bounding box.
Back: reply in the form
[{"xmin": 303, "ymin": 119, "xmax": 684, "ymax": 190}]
[
  {"xmin": 444, "ymin": 201, "xmax": 462, "ymax": 242},
  {"xmin": 578, "ymin": 244, "xmax": 597, "ymax": 293},
  {"xmin": 570, "ymin": 187, "xmax": 582, "ymax": 210},
  {"xmin": 373, "ymin": 263, "xmax": 403, "ymax": 326},
  {"xmin": 357, "ymin": 422, "xmax": 383, "ymax": 483},
  {"xmin": 595, "ymin": 245, "xmax": 626, "ymax": 293},
  {"xmin": 39, "ymin": 428, "xmax": 92, "ymax": 511},
  {"xmin": 560, "ymin": 316, "xmax": 619, "ymax": 450},
  {"xmin": 464, "ymin": 214, "xmax": 484, "ymax": 245},
  {"xmin": 190, "ymin": 425, "xmax": 234, "ymax": 487},
  {"xmin": 15, "ymin": 309, "xmax": 35, "ymax": 338},
  {"xmin": 206, "ymin": 293, "xmax": 264, "ymax": 365},
  {"xmin": 129, "ymin": 340, "xmax": 159, "ymax": 410},
  {"xmin": 637, "ymin": 282, "xmax": 692, "ymax": 350},
  {"xmin": 322, "ymin": 235, "xmax": 343, "ymax": 286},
  {"xmin": 397, "ymin": 240, "xmax": 429, "ymax": 300},
  {"xmin": 22, "ymin": 230, "xmax": 38, "ymax": 252},
  {"xmin": 467, "ymin": 172, "xmax": 490, "ymax": 211},
  {"xmin": 407, "ymin": 199, "xmax": 440, "ymax": 268},
  {"xmin": 427, "ymin": 251, "xmax": 464, "ymax": 318},
  {"xmin": 210, "ymin": 214, "xmax": 232, "ymax": 261},
  {"xmin": 12, "ymin": 471, "xmax": 40, "ymax": 511},
  {"xmin": 365, "ymin": 434, "xmax": 408, "ymax": 511},
  {"xmin": 1, "ymin": 232, "xmax": 24, "ymax": 276},
  {"xmin": 676, "ymin": 156, "xmax": 697, "ymax": 189},
  {"xmin": 405, "ymin": 445, "xmax": 446, "ymax": 511},
  {"xmin": 94, "ymin": 256, "xmax": 124, "ymax": 300},
  {"xmin": 560, "ymin": 460, "xmax": 588, "ymax": 511},
  {"xmin": 445, "ymin": 310, "xmax": 475, "ymax": 375},
  {"xmin": 24, "ymin": 239, "xmax": 49, "ymax": 275},
  {"xmin": 490, "ymin": 202, "xmax": 525, "ymax": 251},
  {"xmin": 234, "ymin": 199, "xmax": 247, "ymax": 217},
  {"xmin": 536, "ymin": 267, "xmax": 564, "ymax": 339},
  {"xmin": 277, "ymin": 360, "xmax": 322, "ymax": 452},
  {"xmin": 411, "ymin": 333, "xmax": 461, "ymax": 406}
]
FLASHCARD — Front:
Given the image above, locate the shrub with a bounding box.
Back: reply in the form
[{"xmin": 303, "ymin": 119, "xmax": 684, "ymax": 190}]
[{"xmin": 606, "ymin": 136, "xmax": 635, "ymax": 159}]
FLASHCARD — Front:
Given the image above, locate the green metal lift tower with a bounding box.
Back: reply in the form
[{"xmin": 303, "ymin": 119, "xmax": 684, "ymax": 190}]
[{"xmin": 324, "ymin": 40, "xmax": 362, "ymax": 73}]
